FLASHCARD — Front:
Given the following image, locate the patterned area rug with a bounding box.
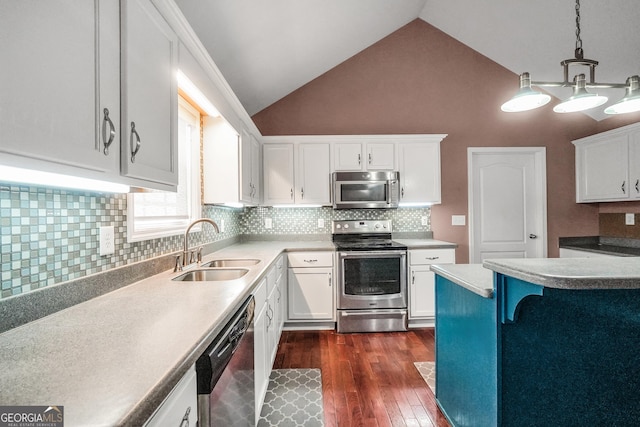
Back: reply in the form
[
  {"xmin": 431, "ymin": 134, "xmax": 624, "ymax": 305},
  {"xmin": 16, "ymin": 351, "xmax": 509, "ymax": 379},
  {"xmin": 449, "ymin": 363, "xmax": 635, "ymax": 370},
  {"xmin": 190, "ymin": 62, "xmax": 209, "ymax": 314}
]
[
  {"xmin": 414, "ymin": 361, "xmax": 436, "ymax": 394},
  {"xmin": 258, "ymin": 368, "xmax": 324, "ymax": 427}
]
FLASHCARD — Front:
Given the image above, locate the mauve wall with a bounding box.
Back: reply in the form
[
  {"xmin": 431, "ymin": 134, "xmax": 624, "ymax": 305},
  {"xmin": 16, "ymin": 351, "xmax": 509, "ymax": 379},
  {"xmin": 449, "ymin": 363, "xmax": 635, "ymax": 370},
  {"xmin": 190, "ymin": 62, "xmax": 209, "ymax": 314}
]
[{"xmin": 252, "ymin": 19, "xmax": 640, "ymax": 262}]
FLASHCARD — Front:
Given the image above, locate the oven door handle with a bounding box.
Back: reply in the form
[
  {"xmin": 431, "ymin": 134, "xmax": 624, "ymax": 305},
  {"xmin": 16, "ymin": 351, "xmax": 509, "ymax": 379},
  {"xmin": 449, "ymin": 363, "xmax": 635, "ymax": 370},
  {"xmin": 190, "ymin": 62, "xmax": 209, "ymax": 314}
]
[
  {"xmin": 339, "ymin": 250, "xmax": 407, "ymax": 258},
  {"xmin": 341, "ymin": 310, "xmax": 405, "ymax": 316}
]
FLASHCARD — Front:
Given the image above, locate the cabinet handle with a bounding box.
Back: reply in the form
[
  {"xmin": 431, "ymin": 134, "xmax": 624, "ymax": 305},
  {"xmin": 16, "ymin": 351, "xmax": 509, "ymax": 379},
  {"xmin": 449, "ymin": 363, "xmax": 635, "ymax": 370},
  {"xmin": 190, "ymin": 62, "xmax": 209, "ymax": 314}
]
[
  {"xmin": 368, "ymin": 153, "xmax": 372, "ymax": 165},
  {"xmin": 636, "ymin": 179, "xmax": 639, "ymax": 194},
  {"xmin": 412, "ymin": 271, "xmax": 415, "ymax": 284},
  {"xmin": 358, "ymin": 153, "xmax": 361, "ymax": 165},
  {"xmin": 622, "ymin": 181, "xmax": 626, "ymax": 194},
  {"xmin": 328, "ymin": 273, "xmax": 332, "ymax": 287},
  {"xmin": 102, "ymin": 108, "xmax": 115, "ymax": 155},
  {"xmin": 266, "ymin": 304, "xmax": 273, "ymax": 327},
  {"xmin": 290, "ymin": 188, "xmax": 293, "ymax": 200},
  {"xmin": 301, "ymin": 187, "xmax": 304, "ymax": 199},
  {"xmin": 130, "ymin": 122, "xmax": 141, "ymax": 163},
  {"xmin": 179, "ymin": 406, "xmax": 190, "ymax": 427},
  {"xmin": 303, "ymin": 259, "xmax": 318, "ymax": 263},
  {"xmin": 401, "ymin": 187, "xmax": 404, "ymax": 198},
  {"xmin": 425, "ymin": 256, "xmax": 439, "ymax": 260}
]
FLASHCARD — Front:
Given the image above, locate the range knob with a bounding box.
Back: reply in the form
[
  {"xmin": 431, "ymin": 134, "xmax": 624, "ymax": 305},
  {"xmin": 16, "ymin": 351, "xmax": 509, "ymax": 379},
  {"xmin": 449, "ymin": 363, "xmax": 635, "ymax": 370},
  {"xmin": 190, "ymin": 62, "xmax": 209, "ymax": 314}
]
[
  {"xmin": 343, "ymin": 224, "xmax": 350, "ymax": 229},
  {"xmin": 374, "ymin": 223, "xmax": 381, "ymax": 230},
  {"xmin": 335, "ymin": 224, "xmax": 341, "ymax": 229}
]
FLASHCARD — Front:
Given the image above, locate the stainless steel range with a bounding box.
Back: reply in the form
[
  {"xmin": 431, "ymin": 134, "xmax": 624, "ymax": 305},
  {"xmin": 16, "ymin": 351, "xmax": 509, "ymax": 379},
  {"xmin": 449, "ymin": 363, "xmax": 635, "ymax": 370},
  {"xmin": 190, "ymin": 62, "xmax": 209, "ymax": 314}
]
[{"xmin": 333, "ymin": 220, "xmax": 408, "ymax": 333}]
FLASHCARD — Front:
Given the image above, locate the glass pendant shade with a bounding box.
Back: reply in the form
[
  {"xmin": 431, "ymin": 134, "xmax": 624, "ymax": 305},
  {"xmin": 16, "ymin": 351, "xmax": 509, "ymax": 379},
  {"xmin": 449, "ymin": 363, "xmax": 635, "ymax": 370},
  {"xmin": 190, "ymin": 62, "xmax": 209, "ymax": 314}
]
[
  {"xmin": 553, "ymin": 74, "xmax": 608, "ymax": 113},
  {"xmin": 604, "ymin": 76, "xmax": 640, "ymax": 115},
  {"xmin": 501, "ymin": 73, "xmax": 551, "ymax": 112}
]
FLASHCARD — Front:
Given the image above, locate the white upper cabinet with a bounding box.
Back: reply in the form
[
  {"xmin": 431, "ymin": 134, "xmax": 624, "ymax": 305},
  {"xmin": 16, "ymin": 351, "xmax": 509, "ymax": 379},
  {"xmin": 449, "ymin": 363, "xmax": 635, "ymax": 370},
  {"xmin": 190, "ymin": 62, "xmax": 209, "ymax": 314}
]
[
  {"xmin": 240, "ymin": 130, "xmax": 261, "ymax": 204},
  {"xmin": 398, "ymin": 139, "xmax": 443, "ymax": 204},
  {"xmin": 263, "ymin": 141, "xmax": 331, "ymax": 206},
  {"xmin": 296, "ymin": 144, "xmax": 331, "ymax": 205},
  {"xmin": 121, "ymin": 0, "xmax": 179, "ymax": 190},
  {"xmin": 0, "ymin": 0, "xmax": 121, "ymax": 181},
  {"xmin": 334, "ymin": 142, "xmax": 395, "ymax": 171},
  {"xmin": 263, "ymin": 144, "xmax": 295, "ymax": 205},
  {"xmin": 573, "ymin": 123, "xmax": 640, "ymax": 203}
]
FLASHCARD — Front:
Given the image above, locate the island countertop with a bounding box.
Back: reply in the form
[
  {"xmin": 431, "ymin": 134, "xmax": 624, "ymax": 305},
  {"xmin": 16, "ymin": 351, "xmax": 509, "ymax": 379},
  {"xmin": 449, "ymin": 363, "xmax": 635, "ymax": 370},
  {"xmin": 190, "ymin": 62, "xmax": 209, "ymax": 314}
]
[
  {"xmin": 430, "ymin": 264, "xmax": 493, "ymax": 298},
  {"xmin": 483, "ymin": 257, "xmax": 640, "ymax": 289}
]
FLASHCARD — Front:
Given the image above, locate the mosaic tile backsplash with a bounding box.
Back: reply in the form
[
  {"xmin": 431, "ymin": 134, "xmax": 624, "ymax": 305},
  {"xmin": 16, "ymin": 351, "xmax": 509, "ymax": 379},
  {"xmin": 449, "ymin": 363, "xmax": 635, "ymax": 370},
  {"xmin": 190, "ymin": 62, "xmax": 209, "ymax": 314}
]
[{"xmin": 1, "ymin": 184, "xmax": 430, "ymax": 299}]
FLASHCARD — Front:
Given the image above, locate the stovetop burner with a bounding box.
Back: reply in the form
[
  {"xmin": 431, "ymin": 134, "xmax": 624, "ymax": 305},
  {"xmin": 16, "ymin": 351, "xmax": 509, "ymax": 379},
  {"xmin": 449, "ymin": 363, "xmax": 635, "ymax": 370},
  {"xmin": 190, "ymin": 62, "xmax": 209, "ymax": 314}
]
[{"xmin": 332, "ymin": 220, "xmax": 407, "ymax": 251}]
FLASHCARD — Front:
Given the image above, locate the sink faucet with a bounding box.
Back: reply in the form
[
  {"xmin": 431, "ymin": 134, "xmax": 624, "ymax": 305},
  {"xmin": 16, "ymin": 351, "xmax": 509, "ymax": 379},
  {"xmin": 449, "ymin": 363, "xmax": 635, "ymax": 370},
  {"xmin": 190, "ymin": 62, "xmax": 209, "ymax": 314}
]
[{"xmin": 182, "ymin": 218, "xmax": 220, "ymax": 267}]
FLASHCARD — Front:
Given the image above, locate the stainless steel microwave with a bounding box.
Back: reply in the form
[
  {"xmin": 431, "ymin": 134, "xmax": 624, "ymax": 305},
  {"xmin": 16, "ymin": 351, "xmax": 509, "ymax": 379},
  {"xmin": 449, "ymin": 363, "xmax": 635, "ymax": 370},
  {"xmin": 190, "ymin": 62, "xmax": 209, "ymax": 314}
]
[{"xmin": 332, "ymin": 171, "xmax": 400, "ymax": 209}]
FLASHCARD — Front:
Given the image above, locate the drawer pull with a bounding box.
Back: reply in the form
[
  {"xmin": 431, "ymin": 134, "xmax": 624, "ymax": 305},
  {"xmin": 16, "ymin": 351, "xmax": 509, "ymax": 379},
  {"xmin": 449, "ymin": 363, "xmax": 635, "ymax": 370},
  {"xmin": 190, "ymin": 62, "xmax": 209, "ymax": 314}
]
[
  {"xmin": 425, "ymin": 256, "xmax": 440, "ymax": 260},
  {"xmin": 303, "ymin": 259, "xmax": 318, "ymax": 263}
]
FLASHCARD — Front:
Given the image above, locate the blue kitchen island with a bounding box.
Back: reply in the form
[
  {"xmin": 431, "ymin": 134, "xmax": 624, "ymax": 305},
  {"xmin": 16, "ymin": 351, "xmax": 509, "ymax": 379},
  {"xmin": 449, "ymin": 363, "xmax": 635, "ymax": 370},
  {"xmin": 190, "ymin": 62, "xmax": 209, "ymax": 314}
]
[{"xmin": 431, "ymin": 258, "xmax": 640, "ymax": 427}]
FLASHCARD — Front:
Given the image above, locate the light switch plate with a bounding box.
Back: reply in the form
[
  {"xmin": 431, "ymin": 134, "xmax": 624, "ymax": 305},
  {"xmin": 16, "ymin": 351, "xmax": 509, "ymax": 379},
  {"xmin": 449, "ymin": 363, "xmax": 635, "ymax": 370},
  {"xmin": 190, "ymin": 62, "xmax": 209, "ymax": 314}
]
[
  {"xmin": 318, "ymin": 218, "xmax": 325, "ymax": 228},
  {"xmin": 99, "ymin": 226, "xmax": 114, "ymax": 256},
  {"xmin": 265, "ymin": 218, "xmax": 273, "ymax": 229},
  {"xmin": 220, "ymin": 219, "xmax": 225, "ymax": 232},
  {"xmin": 625, "ymin": 213, "xmax": 635, "ymax": 225},
  {"xmin": 421, "ymin": 216, "xmax": 429, "ymax": 226},
  {"xmin": 452, "ymin": 215, "xmax": 466, "ymax": 226}
]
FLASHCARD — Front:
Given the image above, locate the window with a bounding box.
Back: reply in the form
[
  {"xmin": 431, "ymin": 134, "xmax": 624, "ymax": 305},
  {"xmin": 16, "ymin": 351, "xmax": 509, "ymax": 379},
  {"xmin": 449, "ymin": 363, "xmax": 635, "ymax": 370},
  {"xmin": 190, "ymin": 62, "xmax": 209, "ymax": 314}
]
[{"xmin": 127, "ymin": 97, "xmax": 201, "ymax": 242}]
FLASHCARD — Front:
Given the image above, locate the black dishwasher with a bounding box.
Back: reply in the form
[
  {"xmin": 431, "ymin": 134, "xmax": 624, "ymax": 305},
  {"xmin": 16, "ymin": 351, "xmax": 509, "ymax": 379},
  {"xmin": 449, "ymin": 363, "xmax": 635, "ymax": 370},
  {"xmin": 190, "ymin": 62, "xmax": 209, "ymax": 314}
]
[{"xmin": 196, "ymin": 295, "xmax": 255, "ymax": 427}]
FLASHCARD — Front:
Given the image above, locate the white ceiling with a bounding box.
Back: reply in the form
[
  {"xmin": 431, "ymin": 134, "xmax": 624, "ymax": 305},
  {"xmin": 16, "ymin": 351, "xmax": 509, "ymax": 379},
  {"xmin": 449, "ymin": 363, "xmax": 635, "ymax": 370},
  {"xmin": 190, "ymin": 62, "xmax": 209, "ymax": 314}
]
[{"xmin": 174, "ymin": 0, "xmax": 640, "ymax": 121}]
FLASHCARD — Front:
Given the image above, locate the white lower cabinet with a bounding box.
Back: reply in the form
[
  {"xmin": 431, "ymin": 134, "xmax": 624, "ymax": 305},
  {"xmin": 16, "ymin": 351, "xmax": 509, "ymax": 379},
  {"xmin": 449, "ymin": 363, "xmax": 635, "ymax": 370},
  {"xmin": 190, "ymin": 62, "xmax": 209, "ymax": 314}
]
[
  {"xmin": 144, "ymin": 365, "xmax": 197, "ymax": 427},
  {"xmin": 409, "ymin": 248, "xmax": 455, "ymax": 323},
  {"xmin": 254, "ymin": 255, "xmax": 286, "ymax": 424},
  {"xmin": 287, "ymin": 252, "xmax": 334, "ymax": 321}
]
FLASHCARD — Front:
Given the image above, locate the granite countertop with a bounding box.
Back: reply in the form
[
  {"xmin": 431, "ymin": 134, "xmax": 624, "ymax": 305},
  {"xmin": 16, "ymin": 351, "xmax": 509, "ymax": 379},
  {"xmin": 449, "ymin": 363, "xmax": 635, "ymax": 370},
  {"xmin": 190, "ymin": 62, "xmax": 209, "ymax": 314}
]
[
  {"xmin": 0, "ymin": 240, "xmax": 334, "ymax": 427},
  {"xmin": 483, "ymin": 257, "xmax": 640, "ymax": 290},
  {"xmin": 430, "ymin": 264, "xmax": 494, "ymax": 298},
  {"xmin": 559, "ymin": 236, "xmax": 640, "ymax": 257}
]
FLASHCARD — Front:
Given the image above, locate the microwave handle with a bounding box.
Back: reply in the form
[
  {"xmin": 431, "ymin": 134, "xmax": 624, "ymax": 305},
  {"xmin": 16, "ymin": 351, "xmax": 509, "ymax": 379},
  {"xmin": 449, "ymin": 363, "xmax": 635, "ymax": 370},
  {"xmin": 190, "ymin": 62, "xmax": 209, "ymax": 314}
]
[{"xmin": 386, "ymin": 180, "xmax": 392, "ymax": 205}]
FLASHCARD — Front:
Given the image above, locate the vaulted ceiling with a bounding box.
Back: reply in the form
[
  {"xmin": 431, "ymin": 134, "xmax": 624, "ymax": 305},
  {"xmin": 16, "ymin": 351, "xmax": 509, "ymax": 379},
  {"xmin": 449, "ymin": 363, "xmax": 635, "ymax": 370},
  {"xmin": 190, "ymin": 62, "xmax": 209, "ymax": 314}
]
[{"xmin": 174, "ymin": 0, "xmax": 640, "ymax": 121}]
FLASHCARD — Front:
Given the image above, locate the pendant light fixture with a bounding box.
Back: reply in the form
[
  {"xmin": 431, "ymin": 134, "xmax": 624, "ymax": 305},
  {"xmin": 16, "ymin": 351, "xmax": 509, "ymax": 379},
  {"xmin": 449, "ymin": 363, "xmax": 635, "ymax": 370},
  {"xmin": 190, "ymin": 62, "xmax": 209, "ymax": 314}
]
[{"xmin": 501, "ymin": 0, "xmax": 640, "ymax": 115}]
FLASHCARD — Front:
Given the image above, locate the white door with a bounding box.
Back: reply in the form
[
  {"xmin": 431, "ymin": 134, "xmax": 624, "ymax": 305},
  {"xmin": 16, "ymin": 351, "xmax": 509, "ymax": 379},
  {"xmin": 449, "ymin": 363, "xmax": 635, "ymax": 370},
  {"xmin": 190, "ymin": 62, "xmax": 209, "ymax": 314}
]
[{"xmin": 468, "ymin": 148, "xmax": 547, "ymax": 262}]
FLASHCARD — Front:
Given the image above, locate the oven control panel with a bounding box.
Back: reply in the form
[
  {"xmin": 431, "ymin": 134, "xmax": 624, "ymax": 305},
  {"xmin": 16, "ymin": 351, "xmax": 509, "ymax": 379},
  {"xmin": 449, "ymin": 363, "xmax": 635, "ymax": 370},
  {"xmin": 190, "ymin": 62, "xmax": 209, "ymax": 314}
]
[{"xmin": 332, "ymin": 220, "xmax": 392, "ymax": 234}]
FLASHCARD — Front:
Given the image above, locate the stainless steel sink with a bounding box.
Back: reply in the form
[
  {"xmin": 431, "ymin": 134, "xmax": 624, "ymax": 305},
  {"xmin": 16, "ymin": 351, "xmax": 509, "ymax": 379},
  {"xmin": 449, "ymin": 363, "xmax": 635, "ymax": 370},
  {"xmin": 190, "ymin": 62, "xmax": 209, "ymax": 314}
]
[
  {"xmin": 173, "ymin": 268, "xmax": 249, "ymax": 282},
  {"xmin": 201, "ymin": 259, "xmax": 261, "ymax": 268}
]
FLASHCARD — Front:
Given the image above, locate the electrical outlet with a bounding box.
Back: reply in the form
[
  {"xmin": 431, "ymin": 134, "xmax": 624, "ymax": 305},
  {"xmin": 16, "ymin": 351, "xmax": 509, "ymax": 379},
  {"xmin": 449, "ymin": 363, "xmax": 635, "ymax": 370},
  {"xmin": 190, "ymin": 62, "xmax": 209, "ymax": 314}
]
[
  {"xmin": 220, "ymin": 219, "xmax": 225, "ymax": 232},
  {"xmin": 99, "ymin": 226, "xmax": 114, "ymax": 256},
  {"xmin": 265, "ymin": 218, "xmax": 273, "ymax": 229},
  {"xmin": 626, "ymin": 213, "xmax": 635, "ymax": 225},
  {"xmin": 421, "ymin": 216, "xmax": 429, "ymax": 226},
  {"xmin": 318, "ymin": 218, "xmax": 325, "ymax": 228}
]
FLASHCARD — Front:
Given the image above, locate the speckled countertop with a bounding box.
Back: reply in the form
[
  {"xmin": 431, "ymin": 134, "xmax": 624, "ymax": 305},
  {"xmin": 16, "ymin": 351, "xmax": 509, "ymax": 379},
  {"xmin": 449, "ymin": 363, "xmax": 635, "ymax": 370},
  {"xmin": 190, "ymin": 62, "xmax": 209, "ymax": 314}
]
[
  {"xmin": 394, "ymin": 238, "xmax": 457, "ymax": 249},
  {"xmin": 559, "ymin": 236, "xmax": 640, "ymax": 257},
  {"xmin": 429, "ymin": 264, "xmax": 494, "ymax": 298},
  {"xmin": 483, "ymin": 257, "xmax": 640, "ymax": 289},
  {"xmin": 0, "ymin": 240, "xmax": 334, "ymax": 427}
]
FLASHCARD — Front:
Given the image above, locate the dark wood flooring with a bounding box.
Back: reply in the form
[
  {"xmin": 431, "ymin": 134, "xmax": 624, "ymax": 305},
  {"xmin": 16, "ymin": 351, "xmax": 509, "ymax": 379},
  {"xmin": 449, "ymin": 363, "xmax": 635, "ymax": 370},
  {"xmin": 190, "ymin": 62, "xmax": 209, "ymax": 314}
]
[{"xmin": 273, "ymin": 328, "xmax": 451, "ymax": 427}]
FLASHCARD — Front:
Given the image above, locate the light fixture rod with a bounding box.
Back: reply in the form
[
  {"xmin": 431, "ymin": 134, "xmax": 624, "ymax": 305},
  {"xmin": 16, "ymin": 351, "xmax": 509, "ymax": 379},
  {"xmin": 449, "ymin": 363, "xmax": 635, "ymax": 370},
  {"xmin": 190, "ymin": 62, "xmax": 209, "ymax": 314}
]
[{"xmin": 531, "ymin": 80, "xmax": 628, "ymax": 89}]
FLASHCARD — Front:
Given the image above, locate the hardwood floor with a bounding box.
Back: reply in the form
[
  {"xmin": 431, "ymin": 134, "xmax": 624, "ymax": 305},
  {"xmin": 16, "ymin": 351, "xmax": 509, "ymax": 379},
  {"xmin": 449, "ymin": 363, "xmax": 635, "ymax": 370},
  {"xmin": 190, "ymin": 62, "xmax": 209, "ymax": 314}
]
[{"xmin": 273, "ymin": 328, "xmax": 451, "ymax": 427}]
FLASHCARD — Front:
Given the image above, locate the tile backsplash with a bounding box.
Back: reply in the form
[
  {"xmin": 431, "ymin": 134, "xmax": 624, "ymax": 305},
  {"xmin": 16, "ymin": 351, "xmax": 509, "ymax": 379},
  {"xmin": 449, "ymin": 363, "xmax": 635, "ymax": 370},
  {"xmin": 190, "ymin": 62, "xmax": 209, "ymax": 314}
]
[{"xmin": 1, "ymin": 184, "xmax": 430, "ymax": 299}]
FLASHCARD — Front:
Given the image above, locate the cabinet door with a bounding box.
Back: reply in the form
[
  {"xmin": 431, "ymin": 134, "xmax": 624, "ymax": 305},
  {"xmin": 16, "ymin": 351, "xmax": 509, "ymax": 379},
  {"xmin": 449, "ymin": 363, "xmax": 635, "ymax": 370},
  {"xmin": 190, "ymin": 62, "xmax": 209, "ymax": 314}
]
[
  {"xmin": 399, "ymin": 142, "xmax": 441, "ymax": 204},
  {"xmin": 409, "ymin": 266, "xmax": 436, "ymax": 319},
  {"xmin": 144, "ymin": 365, "xmax": 197, "ymax": 427},
  {"xmin": 575, "ymin": 135, "xmax": 629, "ymax": 202},
  {"xmin": 250, "ymin": 135, "xmax": 261, "ymax": 203},
  {"xmin": 121, "ymin": 0, "xmax": 178, "ymax": 190},
  {"xmin": 288, "ymin": 268, "xmax": 334, "ymax": 320},
  {"xmin": 0, "ymin": 1, "xmax": 120, "ymax": 180},
  {"xmin": 366, "ymin": 143, "xmax": 395, "ymax": 170},
  {"xmin": 297, "ymin": 143, "xmax": 331, "ymax": 204},
  {"xmin": 334, "ymin": 143, "xmax": 363, "ymax": 171},
  {"xmin": 240, "ymin": 129, "xmax": 253, "ymax": 203},
  {"xmin": 629, "ymin": 131, "xmax": 640, "ymax": 199},
  {"xmin": 263, "ymin": 144, "xmax": 295, "ymax": 205},
  {"xmin": 254, "ymin": 302, "xmax": 269, "ymax": 421}
]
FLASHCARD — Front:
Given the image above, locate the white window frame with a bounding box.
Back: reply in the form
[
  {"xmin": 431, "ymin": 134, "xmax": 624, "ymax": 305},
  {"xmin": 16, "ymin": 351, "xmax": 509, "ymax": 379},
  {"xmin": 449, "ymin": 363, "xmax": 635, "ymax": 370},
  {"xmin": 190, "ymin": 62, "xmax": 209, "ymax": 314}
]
[{"xmin": 127, "ymin": 97, "xmax": 202, "ymax": 242}]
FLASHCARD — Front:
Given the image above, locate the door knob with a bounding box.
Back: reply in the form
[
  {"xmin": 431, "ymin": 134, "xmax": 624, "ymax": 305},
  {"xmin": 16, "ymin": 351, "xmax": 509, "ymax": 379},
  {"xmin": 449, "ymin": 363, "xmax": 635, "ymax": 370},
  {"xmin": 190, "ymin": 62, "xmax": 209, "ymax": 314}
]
[{"xmin": 529, "ymin": 234, "xmax": 538, "ymax": 239}]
